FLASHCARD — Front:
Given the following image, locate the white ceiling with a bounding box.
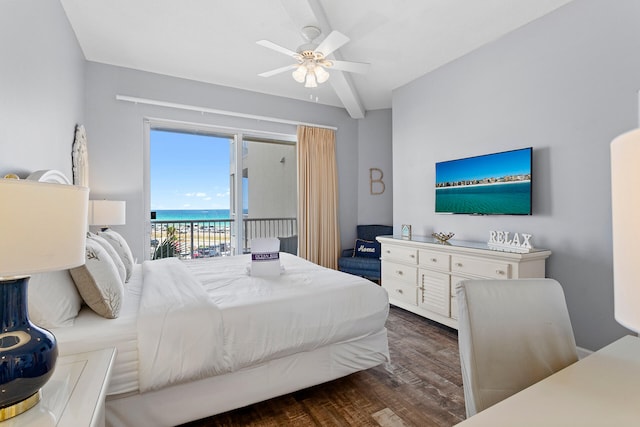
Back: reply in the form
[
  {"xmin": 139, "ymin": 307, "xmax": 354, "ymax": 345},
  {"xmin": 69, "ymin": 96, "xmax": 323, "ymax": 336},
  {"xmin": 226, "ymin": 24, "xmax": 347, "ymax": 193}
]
[{"xmin": 60, "ymin": 0, "xmax": 574, "ymax": 118}]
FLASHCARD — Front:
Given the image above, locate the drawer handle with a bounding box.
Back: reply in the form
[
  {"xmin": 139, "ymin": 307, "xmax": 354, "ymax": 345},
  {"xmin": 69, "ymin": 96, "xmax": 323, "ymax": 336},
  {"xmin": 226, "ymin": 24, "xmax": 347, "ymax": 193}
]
[
  {"xmin": 496, "ymin": 270, "xmax": 505, "ymax": 275},
  {"xmin": 386, "ymin": 250, "xmax": 391, "ymax": 254},
  {"xmin": 455, "ymin": 262, "xmax": 463, "ymax": 267},
  {"xmin": 396, "ymin": 270, "xmax": 404, "ymax": 276},
  {"xmin": 430, "ymin": 258, "xmax": 437, "ymax": 263},
  {"xmin": 410, "ymin": 254, "xmax": 415, "ymax": 258},
  {"xmin": 395, "ymin": 289, "xmax": 404, "ymax": 294}
]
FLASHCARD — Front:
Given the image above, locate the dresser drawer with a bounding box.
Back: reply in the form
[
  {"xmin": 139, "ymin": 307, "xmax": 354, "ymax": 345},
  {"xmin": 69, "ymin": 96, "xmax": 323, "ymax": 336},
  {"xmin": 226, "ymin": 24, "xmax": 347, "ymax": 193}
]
[
  {"xmin": 382, "ymin": 245, "xmax": 418, "ymax": 264},
  {"xmin": 382, "ymin": 260, "xmax": 418, "ymax": 284},
  {"xmin": 451, "ymin": 256, "xmax": 511, "ymax": 279},
  {"xmin": 383, "ymin": 280, "xmax": 418, "ymax": 306},
  {"xmin": 419, "ymin": 249, "xmax": 450, "ymax": 271}
]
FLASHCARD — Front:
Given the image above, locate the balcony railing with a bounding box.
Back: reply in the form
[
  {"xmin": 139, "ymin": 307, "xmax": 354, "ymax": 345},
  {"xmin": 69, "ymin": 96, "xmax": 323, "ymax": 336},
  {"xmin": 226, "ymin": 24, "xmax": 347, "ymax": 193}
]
[{"xmin": 150, "ymin": 217, "xmax": 297, "ymax": 260}]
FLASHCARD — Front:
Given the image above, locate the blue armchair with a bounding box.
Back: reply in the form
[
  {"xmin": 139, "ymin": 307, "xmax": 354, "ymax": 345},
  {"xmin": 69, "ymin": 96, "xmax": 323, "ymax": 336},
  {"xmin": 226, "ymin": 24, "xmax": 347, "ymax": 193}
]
[{"xmin": 338, "ymin": 225, "xmax": 393, "ymax": 281}]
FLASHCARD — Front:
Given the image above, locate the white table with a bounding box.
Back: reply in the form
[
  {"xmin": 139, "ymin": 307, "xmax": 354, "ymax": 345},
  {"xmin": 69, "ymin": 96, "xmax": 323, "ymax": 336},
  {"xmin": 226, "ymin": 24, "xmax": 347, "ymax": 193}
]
[
  {"xmin": 0, "ymin": 348, "xmax": 116, "ymax": 427},
  {"xmin": 456, "ymin": 335, "xmax": 640, "ymax": 426}
]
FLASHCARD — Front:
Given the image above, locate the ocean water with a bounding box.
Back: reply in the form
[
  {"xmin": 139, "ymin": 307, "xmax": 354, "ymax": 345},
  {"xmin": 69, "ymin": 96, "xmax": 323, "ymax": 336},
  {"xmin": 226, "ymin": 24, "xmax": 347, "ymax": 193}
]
[
  {"xmin": 153, "ymin": 209, "xmax": 232, "ymax": 221},
  {"xmin": 435, "ymin": 181, "xmax": 531, "ymax": 215}
]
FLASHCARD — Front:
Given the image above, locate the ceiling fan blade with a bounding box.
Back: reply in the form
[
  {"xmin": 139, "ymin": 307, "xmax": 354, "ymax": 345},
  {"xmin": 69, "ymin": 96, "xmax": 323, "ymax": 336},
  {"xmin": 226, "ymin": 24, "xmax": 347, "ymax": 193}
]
[
  {"xmin": 256, "ymin": 40, "xmax": 298, "ymax": 58},
  {"xmin": 329, "ymin": 60, "xmax": 371, "ymax": 74},
  {"xmin": 258, "ymin": 64, "xmax": 297, "ymax": 78},
  {"xmin": 315, "ymin": 30, "xmax": 349, "ymax": 57}
]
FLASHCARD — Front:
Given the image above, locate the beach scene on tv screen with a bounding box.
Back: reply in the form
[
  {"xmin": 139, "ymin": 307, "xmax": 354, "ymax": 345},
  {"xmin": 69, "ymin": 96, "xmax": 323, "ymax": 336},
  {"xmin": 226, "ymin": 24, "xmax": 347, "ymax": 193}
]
[{"xmin": 435, "ymin": 148, "xmax": 531, "ymax": 215}]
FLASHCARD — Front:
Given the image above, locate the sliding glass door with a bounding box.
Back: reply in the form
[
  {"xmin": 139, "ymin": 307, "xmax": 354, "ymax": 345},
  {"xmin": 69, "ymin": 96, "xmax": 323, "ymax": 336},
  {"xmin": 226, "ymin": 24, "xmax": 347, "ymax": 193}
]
[
  {"xmin": 147, "ymin": 123, "xmax": 296, "ymax": 259},
  {"xmin": 241, "ymin": 137, "xmax": 297, "ymax": 253}
]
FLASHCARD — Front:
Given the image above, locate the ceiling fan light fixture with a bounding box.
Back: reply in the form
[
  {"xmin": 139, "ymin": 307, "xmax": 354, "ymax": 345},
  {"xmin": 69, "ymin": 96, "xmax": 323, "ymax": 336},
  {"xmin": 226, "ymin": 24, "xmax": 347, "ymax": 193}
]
[
  {"xmin": 292, "ymin": 65, "xmax": 306, "ymax": 83},
  {"xmin": 258, "ymin": 27, "xmax": 366, "ymax": 93}
]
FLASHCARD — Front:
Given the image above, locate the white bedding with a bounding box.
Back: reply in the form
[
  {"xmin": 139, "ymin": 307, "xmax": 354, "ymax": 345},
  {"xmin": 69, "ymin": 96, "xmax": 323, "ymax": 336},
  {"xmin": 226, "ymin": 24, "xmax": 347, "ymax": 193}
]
[
  {"xmin": 52, "ymin": 264, "xmax": 142, "ymax": 395},
  {"xmin": 137, "ymin": 258, "xmax": 226, "ymax": 391},
  {"xmin": 199, "ymin": 253, "xmax": 389, "ymax": 364},
  {"xmin": 139, "ymin": 253, "xmax": 389, "ymax": 391},
  {"xmin": 53, "ymin": 253, "xmax": 389, "ymax": 399}
]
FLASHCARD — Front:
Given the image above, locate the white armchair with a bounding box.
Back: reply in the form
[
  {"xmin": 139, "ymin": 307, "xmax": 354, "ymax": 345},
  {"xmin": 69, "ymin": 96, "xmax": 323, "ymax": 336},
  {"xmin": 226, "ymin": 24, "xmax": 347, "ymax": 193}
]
[{"xmin": 456, "ymin": 278, "xmax": 579, "ymax": 418}]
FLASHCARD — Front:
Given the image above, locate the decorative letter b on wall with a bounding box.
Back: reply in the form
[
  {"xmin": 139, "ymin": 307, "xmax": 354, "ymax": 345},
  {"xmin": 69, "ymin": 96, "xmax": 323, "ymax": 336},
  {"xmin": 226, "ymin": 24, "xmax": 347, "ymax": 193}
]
[{"xmin": 370, "ymin": 168, "xmax": 385, "ymax": 195}]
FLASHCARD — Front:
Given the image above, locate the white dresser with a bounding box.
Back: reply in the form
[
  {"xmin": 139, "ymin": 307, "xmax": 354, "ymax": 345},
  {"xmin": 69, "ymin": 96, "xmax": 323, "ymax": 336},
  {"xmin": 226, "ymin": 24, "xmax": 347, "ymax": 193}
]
[{"xmin": 377, "ymin": 236, "xmax": 551, "ymax": 329}]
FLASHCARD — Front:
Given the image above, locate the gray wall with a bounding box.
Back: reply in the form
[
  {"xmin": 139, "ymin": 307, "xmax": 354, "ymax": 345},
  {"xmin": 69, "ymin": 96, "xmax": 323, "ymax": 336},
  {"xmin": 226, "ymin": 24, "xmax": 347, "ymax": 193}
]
[
  {"xmin": 0, "ymin": 0, "xmax": 85, "ymax": 178},
  {"xmin": 84, "ymin": 62, "xmax": 391, "ymax": 260},
  {"xmin": 392, "ymin": 0, "xmax": 640, "ymax": 350},
  {"xmin": 358, "ymin": 109, "xmax": 393, "ymax": 226}
]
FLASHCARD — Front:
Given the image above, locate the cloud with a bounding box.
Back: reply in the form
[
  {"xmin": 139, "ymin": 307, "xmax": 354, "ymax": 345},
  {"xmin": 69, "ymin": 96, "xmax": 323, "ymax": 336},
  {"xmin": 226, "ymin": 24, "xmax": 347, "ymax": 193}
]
[{"xmin": 185, "ymin": 192, "xmax": 208, "ymax": 198}]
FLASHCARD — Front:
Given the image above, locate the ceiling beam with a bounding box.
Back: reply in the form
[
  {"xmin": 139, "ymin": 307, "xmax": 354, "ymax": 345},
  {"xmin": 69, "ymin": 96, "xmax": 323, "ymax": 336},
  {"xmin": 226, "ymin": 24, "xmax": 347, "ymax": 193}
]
[
  {"xmin": 305, "ymin": 0, "xmax": 367, "ymax": 119},
  {"xmin": 328, "ymin": 72, "xmax": 366, "ymax": 119}
]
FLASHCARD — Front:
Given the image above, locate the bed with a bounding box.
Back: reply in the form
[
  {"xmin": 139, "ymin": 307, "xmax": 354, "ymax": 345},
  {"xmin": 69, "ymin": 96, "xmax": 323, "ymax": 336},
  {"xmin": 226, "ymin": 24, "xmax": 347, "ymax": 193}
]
[{"xmin": 45, "ymin": 252, "xmax": 390, "ymax": 427}]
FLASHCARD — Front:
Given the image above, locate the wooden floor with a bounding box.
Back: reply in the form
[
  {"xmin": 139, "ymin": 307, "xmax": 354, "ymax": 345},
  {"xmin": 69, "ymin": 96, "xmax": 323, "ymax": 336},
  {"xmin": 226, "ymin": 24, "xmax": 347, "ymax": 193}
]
[{"xmin": 181, "ymin": 307, "xmax": 466, "ymax": 427}]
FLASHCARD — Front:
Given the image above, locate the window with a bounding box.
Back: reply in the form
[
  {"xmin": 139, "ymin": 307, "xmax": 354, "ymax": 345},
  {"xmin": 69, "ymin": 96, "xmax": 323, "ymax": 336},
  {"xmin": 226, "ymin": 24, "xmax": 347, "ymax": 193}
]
[{"xmin": 146, "ymin": 123, "xmax": 296, "ymax": 259}]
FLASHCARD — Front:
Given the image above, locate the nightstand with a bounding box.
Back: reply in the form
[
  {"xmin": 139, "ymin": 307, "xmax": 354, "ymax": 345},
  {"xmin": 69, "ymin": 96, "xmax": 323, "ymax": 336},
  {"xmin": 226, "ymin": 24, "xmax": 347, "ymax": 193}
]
[{"xmin": 1, "ymin": 347, "xmax": 116, "ymax": 427}]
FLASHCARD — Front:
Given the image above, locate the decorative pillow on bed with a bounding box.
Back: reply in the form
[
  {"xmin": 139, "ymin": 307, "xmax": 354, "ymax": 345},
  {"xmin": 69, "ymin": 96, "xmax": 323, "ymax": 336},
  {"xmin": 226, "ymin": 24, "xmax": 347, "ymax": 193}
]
[
  {"xmin": 88, "ymin": 232, "xmax": 126, "ymax": 283},
  {"xmin": 28, "ymin": 269, "xmax": 83, "ymax": 328},
  {"xmin": 70, "ymin": 238, "xmax": 124, "ymax": 318},
  {"xmin": 98, "ymin": 229, "xmax": 134, "ymax": 282},
  {"xmin": 354, "ymin": 239, "xmax": 380, "ymax": 258}
]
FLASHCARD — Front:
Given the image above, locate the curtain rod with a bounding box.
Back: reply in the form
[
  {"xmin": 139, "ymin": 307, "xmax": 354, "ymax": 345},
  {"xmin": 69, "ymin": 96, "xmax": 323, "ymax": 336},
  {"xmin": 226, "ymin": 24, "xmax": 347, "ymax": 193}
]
[{"xmin": 115, "ymin": 95, "xmax": 338, "ymax": 131}]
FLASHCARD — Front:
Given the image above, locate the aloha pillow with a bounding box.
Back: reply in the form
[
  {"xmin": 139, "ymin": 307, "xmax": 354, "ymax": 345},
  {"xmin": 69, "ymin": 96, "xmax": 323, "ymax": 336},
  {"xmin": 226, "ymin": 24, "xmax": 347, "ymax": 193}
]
[
  {"xmin": 98, "ymin": 229, "xmax": 134, "ymax": 282},
  {"xmin": 28, "ymin": 269, "xmax": 83, "ymax": 328},
  {"xmin": 70, "ymin": 238, "xmax": 124, "ymax": 318},
  {"xmin": 354, "ymin": 239, "xmax": 380, "ymax": 258},
  {"xmin": 88, "ymin": 232, "xmax": 126, "ymax": 283}
]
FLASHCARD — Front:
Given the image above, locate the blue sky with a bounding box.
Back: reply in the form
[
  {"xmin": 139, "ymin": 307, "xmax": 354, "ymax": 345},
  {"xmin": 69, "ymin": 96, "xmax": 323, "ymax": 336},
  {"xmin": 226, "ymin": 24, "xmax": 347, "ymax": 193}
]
[
  {"xmin": 435, "ymin": 147, "xmax": 532, "ymax": 184},
  {"xmin": 150, "ymin": 130, "xmax": 231, "ymax": 210}
]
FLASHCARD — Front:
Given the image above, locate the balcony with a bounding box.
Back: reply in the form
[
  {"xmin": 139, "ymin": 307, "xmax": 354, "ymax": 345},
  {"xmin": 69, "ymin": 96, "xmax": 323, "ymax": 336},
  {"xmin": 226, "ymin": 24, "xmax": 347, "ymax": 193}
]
[{"xmin": 150, "ymin": 217, "xmax": 297, "ymax": 259}]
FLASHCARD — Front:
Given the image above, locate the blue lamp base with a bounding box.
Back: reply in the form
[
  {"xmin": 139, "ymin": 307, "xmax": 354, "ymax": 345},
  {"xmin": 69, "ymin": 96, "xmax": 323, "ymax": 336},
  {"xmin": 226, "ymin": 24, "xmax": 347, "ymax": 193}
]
[{"xmin": 0, "ymin": 277, "xmax": 57, "ymax": 421}]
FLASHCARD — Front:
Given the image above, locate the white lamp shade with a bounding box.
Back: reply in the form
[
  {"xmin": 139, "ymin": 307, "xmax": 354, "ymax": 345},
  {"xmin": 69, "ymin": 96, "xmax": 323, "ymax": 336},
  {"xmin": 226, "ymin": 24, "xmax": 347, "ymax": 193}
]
[
  {"xmin": 292, "ymin": 65, "xmax": 306, "ymax": 83},
  {"xmin": 0, "ymin": 179, "xmax": 89, "ymax": 277},
  {"xmin": 304, "ymin": 72, "xmax": 318, "ymax": 88},
  {"xmin": 315, "ymin": 66, "xmax": 330, "ymax": 83},
  {"xmin": 611, "ymin": 128, "xmax": 640, "ymax": 333},
  {"xmin": 88, "ymin": 200, "xmax": 126, "ymax": 227}
]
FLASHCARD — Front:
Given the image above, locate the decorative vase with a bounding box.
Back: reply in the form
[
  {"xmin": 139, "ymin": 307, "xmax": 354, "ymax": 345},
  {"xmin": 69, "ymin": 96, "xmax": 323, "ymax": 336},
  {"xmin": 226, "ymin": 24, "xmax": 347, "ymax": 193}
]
[
  {"xmin": 0, "ymin": 277, "xmax": 57, "ymax": 420},
  {"xmin": 432, "ymin": 232, "xmax": 455, "ymax": 243}
]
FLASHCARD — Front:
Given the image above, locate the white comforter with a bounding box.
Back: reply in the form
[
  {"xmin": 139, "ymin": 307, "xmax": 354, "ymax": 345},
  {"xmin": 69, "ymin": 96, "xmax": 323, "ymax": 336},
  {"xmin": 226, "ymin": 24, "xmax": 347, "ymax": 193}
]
[
  {"xmin": 137, "ymin": 253, "xmax": 389, "ymax": 392},
  {"xmin": 137, "ymin": 258, "xmax": 226, "ymax": 391}
]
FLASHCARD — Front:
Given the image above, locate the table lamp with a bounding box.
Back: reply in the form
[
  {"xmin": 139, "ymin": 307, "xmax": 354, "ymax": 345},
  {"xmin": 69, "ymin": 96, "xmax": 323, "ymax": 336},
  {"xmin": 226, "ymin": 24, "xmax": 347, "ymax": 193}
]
[
  {"xmin": 611, "ymin": 128, "xmax": 640, "ymax": 334},
  {"xmin": 88, "ymin": 200, "xmax": 125, "ymax": 231},
  {"xmin": 0, "ymin": 179, "xmax": 89, "ymax": 420}
]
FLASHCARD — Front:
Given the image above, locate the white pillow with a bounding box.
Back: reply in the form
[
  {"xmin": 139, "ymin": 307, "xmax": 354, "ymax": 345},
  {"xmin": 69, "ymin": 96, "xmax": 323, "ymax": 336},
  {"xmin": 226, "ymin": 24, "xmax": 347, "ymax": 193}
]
[
  {"xmin": 70, "ymin": 238, "xmax": 124, "ymax": 318},
  {"xmin": 98, "ymin": 229, "xmax": 134, "ymax": 282},
  {"xmin": 88, "ymin": 232, "xmax": 126, "ymax": 283},
  {"xmin": 28, "ymin": 269, "xmax": 82, "ymax": 328}
]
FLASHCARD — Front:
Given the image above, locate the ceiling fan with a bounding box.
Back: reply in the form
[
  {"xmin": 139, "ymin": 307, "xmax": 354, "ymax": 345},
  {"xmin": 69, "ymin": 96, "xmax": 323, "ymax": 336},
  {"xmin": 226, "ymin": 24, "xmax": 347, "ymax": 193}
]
[{"xmin": 257, "ymin": 26, "xmax": 370, "ymax": 88}]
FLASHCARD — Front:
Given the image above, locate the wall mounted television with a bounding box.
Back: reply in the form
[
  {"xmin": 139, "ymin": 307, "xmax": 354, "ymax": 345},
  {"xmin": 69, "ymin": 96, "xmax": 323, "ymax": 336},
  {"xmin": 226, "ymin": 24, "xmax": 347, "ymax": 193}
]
[{"xmin": 435, "ymin": 147, "xmax": 532, "ymax": 215}]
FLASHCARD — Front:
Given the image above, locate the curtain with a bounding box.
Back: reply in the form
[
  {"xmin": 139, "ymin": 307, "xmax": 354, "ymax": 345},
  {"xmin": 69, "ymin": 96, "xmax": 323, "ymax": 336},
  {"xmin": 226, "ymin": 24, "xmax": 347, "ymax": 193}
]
[{"xmin": 297, "ymin": 125, "xmax": 340, "ymax": 269}]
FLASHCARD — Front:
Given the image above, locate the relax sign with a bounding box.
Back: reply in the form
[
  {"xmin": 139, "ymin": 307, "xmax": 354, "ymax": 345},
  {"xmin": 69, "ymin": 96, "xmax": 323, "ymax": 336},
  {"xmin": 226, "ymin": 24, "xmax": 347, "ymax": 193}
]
[{"xmin": 488, "ymin": 231, "xmax": 533, "ymax": 253}]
